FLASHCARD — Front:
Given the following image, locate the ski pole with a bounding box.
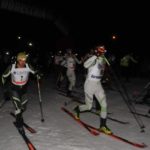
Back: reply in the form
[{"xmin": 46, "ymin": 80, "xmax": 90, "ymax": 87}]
[
  {"xmin": 37, "ymin": 77, "xmax": 45, "ymax": 122},
  {"xmin": 104, "ymin": 56, "xmax": 145, "ymax": 132}
]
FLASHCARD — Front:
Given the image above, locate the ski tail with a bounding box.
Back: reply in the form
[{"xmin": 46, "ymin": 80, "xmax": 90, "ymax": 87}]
[
  {"xmin": 13, "ymin": 122, "xmax": 37, "ymax": 150},
  {"xmin": 61, "ymin": 107, "xmax": 99, "ymax": 136}
]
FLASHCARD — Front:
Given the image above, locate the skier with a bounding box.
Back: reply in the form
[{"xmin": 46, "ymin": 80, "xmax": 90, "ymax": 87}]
[
  {"xmin": 2, "ymin": 52, "xmax": 40, "ymax": 134},
  {"xmin": 61, "ymin": 49, "xmax": 83, "ymax": 96},
  {"xmin": 74, "ymin": 45, "xmax": 112, "ymax": 134},
  {"xmin": 120, "ymin": 52, "xmax": 138, "ymax": 82},
  {"xmin": 54, "ymin": 50, "xmax": 66, "ymax": 89}
]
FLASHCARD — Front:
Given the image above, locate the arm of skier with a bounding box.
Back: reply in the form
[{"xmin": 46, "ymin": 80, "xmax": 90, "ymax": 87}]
[
  {"xmin": 83, "ymin": 55, "xmax": 97, "ymax": 68},
  {"xmin": 28, "ymin": 64, "xmax": 42, "ymax": 79},
  {"xmin": 130, "ymin": 56, "xmax": 138, "ymax": 63},
  {"xmin": 74, "ymin": 55, "xmax": 84, "ymax": 65},
  {"xmin": 1, "ymin": 65, "xmax": 12, "ymax": 85}
]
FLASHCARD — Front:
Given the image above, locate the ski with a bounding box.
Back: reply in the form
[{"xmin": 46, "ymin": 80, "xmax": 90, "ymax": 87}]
[
  {"xmin": 58, "ymin": 91, "xmax": 83, "ymax": 102},
  {"xmin": 13, "ymin": 122, "xmax": 37, "ymax": 150},
  {"xmin": 90, "ymin": 110, "xmax": 129, "ymax": 124},
  {"xmin": 10, "ymin": 112, "xmax": 36, "ymax": 133},
  {"xmin": 107, "ymin": 116, "xmax": 129, "ymax": 124},
  {"xmin": 131, "ymin": 111, "xmax": 150, "ymax": 118},
  {"xmin": 58, "ymin": 92, "xmax": 85, "ymax": 107},
  {"xmin": 56, "ymin": 88, "xmax": 66, "ymax": 93},
  {"xmin": 61, "ymin": 107, "xmax": 99, "ymax": 136},
  {"xmin": 57, "ymin": 88, "xmax": 84, "ymax": 97},
  {"xmin": 59, "ymin": 92, "xmax": 101, "ymax": 109},
  {"xmin": 79, "ymin": 120, "xmax": 147, "ymax": 148},
  {"xmin": 62, "ymin": 107, "xmax": 146, "ymax": 148},
  {"xmin": 59, "ymin": 92, "xmax": 128, "ymax": 124}
]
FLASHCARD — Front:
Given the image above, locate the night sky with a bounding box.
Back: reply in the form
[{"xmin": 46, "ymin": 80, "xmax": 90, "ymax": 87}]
[{"xmin": 0, "ymin": 1, "xmax": 149, "ymax": 56}]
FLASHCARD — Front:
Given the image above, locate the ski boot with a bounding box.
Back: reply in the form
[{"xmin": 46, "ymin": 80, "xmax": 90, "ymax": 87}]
[
  {"xmin": 16, "ymin": 114, "xmax": 25, "ymax": 135},
  {"xmin": 73, "ymin": 106, "xmax": 80, "ymax": 119},
  {"xmin": 99, "ymin": 126, "xmax": 112, "ymax": 135},
  {"xmin": 99, "ymin": 118, "xmax": 112, "ymax": 135}
]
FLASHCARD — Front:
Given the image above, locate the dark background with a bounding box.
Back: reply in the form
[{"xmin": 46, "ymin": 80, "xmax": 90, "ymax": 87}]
[
  {"xmin": 0, "ymin": 1, "xmax": 149, "ymax": 75},
  {"xmin": 1, "ymin": 1, "xmax": 149, "ymax": 51}
]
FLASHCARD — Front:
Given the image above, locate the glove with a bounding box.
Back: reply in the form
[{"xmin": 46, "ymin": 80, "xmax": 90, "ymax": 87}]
[
  {"xmin": 36, "ymin": 74, "xmax": 41, "ymax": 80},
  {"xmin": 36, "ymin": 73, "xmax": 44, "ymax": 80}
]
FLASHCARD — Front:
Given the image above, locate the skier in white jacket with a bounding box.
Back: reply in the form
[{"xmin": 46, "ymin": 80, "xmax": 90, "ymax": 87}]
[{"xmin": 74, "ymin": 45, "xmax": 112, "ymax": 134}]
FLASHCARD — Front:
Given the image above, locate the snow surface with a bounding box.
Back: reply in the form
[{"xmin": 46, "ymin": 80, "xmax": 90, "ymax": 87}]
[{"xmin": 0, "ymin": 74, "xmax": 150, "ymax": 150}]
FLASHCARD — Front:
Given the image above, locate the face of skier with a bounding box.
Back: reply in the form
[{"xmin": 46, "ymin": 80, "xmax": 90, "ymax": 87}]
[
  {"xmin": 97, "ymin": 46, "xmax": 105, "ymax": 53},
  {"xmin": 16, "ymin": 52, "xmax": 27, "ymax": 67},
  {"xmin": 17, "ymin": 59, "xmax": 26, "ymax": 68},
  {"xmin": 96, "ymin": 45, "xmax": 106, "ymax": 56}
]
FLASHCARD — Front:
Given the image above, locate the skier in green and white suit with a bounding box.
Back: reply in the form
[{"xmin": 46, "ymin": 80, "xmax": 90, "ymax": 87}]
[{"xmin": 2, "ymin": 52, "xmax": 40, "ymax": 134}]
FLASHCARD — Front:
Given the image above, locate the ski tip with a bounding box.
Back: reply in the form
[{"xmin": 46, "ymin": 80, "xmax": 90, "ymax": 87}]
[{"xmin": 27, "ymin": 143, "xmax": 36, "ymax": 150}]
